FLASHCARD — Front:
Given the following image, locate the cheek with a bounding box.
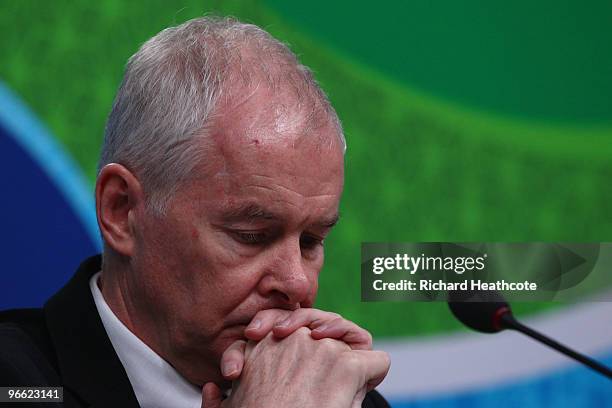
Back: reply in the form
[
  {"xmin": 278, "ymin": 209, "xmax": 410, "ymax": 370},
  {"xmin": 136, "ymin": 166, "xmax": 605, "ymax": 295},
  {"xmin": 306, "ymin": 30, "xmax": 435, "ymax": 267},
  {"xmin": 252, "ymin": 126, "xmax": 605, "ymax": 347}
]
[
  {"xmin": 183, "ymin": 232, "xmax": 263, "ymax": 312},
  {"xmin": 131, "ymin": 218, "xmax": 212, "ymax": 312},
  {"xmin": 136, "ymin": 216, "xmax": 264, "ymax": 325}
]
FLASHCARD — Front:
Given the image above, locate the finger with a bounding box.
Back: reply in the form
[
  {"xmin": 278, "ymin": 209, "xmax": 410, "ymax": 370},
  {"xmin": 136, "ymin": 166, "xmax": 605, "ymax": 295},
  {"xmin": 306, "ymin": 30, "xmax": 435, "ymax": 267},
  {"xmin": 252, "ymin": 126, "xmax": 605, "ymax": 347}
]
[
  {"xmin": 220, "ymin": 339, "xmax": 247, "ymax": 380},
  {"xmin": 270, "ymin": 308, "xmax": 372, "ymax": 350},
  {"xmin": 202, "ymin": 382, "xmax": 223, "ymax": 408},
  {"xmin": 244, "ymin": 309, "xmax": 292, "ymax": 340},
  {"xmin": 271, "ymin": 308, "xmax": 341, "ymax": 338},
  {"xmin": 311, "ymin": 318, "xmax": 373, "ymax": 350},
  {"xmin": 244, "ymin": 336, "xmax": 258, "ymax": 361},
  {"xmin": 350, "ymin": 350, "xmax": 391, "ymax": 391}
]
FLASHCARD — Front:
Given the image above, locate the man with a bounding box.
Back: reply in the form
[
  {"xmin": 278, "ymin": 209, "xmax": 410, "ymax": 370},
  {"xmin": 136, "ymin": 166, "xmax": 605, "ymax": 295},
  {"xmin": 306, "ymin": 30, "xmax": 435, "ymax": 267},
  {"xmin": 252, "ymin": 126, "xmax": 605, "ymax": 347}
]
[{"xmin": 0, "ymin": 16, "xmax": 390, "ymax": 407}]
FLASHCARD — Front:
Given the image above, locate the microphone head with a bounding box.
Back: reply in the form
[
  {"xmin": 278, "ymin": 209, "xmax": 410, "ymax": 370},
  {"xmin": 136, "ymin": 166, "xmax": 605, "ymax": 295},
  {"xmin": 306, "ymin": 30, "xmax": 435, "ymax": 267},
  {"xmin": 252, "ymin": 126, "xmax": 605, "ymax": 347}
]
[{"xmin": 448, "ymin": 290, "xmax": 513, "ymax": 333}]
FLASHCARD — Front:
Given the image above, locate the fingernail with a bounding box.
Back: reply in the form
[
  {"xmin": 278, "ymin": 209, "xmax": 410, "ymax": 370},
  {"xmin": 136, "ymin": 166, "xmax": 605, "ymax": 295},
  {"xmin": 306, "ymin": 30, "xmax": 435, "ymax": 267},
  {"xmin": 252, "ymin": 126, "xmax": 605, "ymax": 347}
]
[
  {"xmin": 222, "ymin": 362, "xmax": 238, "ymax": 376},
  {"xmin": 274, "ymin": 318, "xmax": 290, "ymax": 328},
  {"xmin": 246, "ymin": 319, "xmax": 261, "ymax": 331}
]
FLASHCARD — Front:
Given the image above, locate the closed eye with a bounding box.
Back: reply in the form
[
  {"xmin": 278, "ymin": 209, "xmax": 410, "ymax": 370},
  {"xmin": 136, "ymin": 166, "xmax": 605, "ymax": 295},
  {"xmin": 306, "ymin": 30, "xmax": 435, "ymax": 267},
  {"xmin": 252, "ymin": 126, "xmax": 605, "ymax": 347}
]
[
  {"xmin": 232, "ymin": 231, "xmax": 268, "ymax": 245},
  {"xmin": 300, "ymin": 234, "xmax": 323, "ymax": 250}
]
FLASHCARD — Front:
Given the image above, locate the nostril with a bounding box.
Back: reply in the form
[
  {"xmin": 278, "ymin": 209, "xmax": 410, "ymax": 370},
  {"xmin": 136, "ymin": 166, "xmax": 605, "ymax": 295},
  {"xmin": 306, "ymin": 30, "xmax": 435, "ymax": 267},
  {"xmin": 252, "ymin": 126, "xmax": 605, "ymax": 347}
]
[{"xmin": 271, "ymin": 289, "xmax": 291, "ymax": 304}]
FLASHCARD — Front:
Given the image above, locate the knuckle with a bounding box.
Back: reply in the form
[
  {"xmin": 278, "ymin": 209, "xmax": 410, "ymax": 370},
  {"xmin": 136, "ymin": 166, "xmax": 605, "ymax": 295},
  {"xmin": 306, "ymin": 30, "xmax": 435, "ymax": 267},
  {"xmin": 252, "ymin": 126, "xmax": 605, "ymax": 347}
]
[
  {"xmin": 342, "ymin": 352, "xmax": 363, "ymax": 372},
  {"xmin": 318, "ymin": 337, "xmax": 348, "ymax": 354},
  {"xmin": 319, "ymin": 337, "xmax": 338, "ymax": 348},
  {"xmin": 316, "ymin": 337, "xmax": 344, "ymax": 359},
  {"xmin": 294, "ymin": 326, "xmax": 311, "ymax": 337}
]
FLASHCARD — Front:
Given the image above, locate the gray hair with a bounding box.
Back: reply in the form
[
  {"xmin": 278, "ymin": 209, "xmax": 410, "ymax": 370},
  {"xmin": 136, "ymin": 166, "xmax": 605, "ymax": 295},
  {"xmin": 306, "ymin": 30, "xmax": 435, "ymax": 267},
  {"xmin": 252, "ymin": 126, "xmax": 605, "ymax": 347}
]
[{"xmin": 98, "ymin": 16, "xmax": 345, "ymax": 214}]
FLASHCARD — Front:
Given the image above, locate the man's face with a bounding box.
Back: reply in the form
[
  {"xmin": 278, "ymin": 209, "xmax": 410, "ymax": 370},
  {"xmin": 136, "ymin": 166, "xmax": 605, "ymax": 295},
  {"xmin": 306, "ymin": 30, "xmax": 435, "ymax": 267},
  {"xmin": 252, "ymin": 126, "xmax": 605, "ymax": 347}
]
[{"xmin": 128, "ymin": 89, "xmax": 344, "ymax": 384}]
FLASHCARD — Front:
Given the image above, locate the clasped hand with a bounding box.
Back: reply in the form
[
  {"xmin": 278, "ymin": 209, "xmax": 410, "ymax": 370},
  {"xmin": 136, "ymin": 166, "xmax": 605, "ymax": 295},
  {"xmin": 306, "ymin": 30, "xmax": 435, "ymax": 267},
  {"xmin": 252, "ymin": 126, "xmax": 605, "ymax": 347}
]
[{"xmin": 202, "ymin": 308, "xmax": 390, "ymax": 408}]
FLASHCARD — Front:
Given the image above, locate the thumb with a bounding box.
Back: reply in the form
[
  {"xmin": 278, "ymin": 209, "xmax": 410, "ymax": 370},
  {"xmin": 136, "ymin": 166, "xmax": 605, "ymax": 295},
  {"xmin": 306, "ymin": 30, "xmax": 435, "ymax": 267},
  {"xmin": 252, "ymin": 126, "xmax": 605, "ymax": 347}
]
[
  {"xmin": 202, "ymin": 382, "xmax": 223, "ymax": 408},
  {"xmin": 351, "ymin": 350, "xmax": 391, "ymax": 391}
]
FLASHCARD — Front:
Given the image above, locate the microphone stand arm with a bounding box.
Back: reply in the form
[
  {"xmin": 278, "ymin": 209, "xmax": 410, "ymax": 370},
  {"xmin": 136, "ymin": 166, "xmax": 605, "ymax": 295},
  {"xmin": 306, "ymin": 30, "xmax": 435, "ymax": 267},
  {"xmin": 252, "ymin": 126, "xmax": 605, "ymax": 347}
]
[{"xmin": 500, "ymin": 313, "xmax": 612, "ymax": 379}]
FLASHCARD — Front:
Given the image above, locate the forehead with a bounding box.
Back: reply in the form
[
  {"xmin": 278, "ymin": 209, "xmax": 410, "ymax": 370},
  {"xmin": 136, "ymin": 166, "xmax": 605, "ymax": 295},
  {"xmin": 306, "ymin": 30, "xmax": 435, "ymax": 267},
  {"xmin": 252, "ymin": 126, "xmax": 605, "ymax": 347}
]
[
  {"xmin": 213, "ymin": 83, "xmax": 342, "ymax": 178},
  {"xmin": 216, "ymin": 71, "xmax": 340, "ymax": 143},
  {"xmin": 213, "ymin": 124, "xmax": 343, "ymax": 202},
  {"xmin": 180, "ymin": 85, "xmax": 345, "ymax": 223}
]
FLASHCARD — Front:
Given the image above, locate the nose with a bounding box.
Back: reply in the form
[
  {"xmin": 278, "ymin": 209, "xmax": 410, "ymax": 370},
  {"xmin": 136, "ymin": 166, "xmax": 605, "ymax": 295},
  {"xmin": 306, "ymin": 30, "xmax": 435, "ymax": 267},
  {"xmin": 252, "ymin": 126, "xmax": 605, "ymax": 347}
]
[{"xmin": 257, "ymin": 237, "xmax": 317, "ymax": 307}]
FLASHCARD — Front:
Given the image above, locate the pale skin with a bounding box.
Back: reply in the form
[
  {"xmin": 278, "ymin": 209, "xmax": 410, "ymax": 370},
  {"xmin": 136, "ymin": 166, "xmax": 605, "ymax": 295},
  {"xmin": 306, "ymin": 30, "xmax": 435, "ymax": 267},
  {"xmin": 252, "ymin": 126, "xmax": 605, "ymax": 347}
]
[{"xmin": 95, "ymin": 83, "xmax": 390, "ymax": 407}]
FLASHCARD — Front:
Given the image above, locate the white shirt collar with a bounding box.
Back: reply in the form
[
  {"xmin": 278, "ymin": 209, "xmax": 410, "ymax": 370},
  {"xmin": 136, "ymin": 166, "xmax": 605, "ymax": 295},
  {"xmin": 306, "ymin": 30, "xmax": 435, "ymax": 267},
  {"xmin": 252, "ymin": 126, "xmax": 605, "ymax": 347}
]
[{"xmin": 90, "ymin": 272, "xmax": 202, "ymax": 408}]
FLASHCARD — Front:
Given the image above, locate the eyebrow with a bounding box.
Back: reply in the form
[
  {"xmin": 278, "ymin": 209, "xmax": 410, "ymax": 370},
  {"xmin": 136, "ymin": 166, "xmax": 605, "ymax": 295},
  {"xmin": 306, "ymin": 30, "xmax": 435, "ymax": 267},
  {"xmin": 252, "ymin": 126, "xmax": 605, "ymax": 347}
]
[
  {"xmin": 319, "ymin": 213, "xmax": 340, "ymax": 228},
  {"xmin": 221, "ymin": 203, "xmax": 279, "ymax": 222},
  {"xmin": 221, "ymin": 202, "xmax": 340, "ymax": 228}
]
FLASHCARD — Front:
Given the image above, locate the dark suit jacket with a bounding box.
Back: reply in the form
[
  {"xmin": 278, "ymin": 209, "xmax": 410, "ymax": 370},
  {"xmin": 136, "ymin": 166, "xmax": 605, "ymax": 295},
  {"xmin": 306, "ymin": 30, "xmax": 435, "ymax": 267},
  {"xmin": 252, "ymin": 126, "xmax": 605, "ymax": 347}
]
[{"xmin": 0, "ymin": 255, "xmax": 390, "ymax": 407}]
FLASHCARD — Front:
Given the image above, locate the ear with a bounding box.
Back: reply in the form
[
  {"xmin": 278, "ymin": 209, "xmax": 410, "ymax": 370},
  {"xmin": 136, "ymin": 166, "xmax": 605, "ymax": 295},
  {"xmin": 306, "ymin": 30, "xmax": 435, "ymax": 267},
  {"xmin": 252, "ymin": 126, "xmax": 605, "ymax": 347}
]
[{"xmin": 95, "ymin": 163, "xmax": 144, "ymax": 257}]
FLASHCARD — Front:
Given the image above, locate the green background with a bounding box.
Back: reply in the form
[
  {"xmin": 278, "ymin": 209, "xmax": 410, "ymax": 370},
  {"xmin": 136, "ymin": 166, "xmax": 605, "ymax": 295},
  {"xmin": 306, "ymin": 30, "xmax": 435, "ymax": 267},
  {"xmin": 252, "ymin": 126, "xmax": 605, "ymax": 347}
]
[{"xmin": 2, "ymin": 1, "xmax": 611, "ymax": 338}]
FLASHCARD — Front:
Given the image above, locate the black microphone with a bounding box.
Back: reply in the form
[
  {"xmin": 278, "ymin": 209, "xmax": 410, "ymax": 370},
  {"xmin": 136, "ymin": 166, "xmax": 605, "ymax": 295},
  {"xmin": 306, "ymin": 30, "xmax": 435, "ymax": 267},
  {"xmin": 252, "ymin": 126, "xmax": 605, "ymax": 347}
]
[{"xmin": 448, "ymin": 290, "xmax": 612, "ymax": 379}]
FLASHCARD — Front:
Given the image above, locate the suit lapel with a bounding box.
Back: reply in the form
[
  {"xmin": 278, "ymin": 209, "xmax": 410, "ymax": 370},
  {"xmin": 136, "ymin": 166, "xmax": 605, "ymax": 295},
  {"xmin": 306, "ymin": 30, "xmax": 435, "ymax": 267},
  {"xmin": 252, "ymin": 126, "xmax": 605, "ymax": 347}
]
[{"xmin": 44, "ymin": 255, "xmax": 140, "ymax": 407}]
